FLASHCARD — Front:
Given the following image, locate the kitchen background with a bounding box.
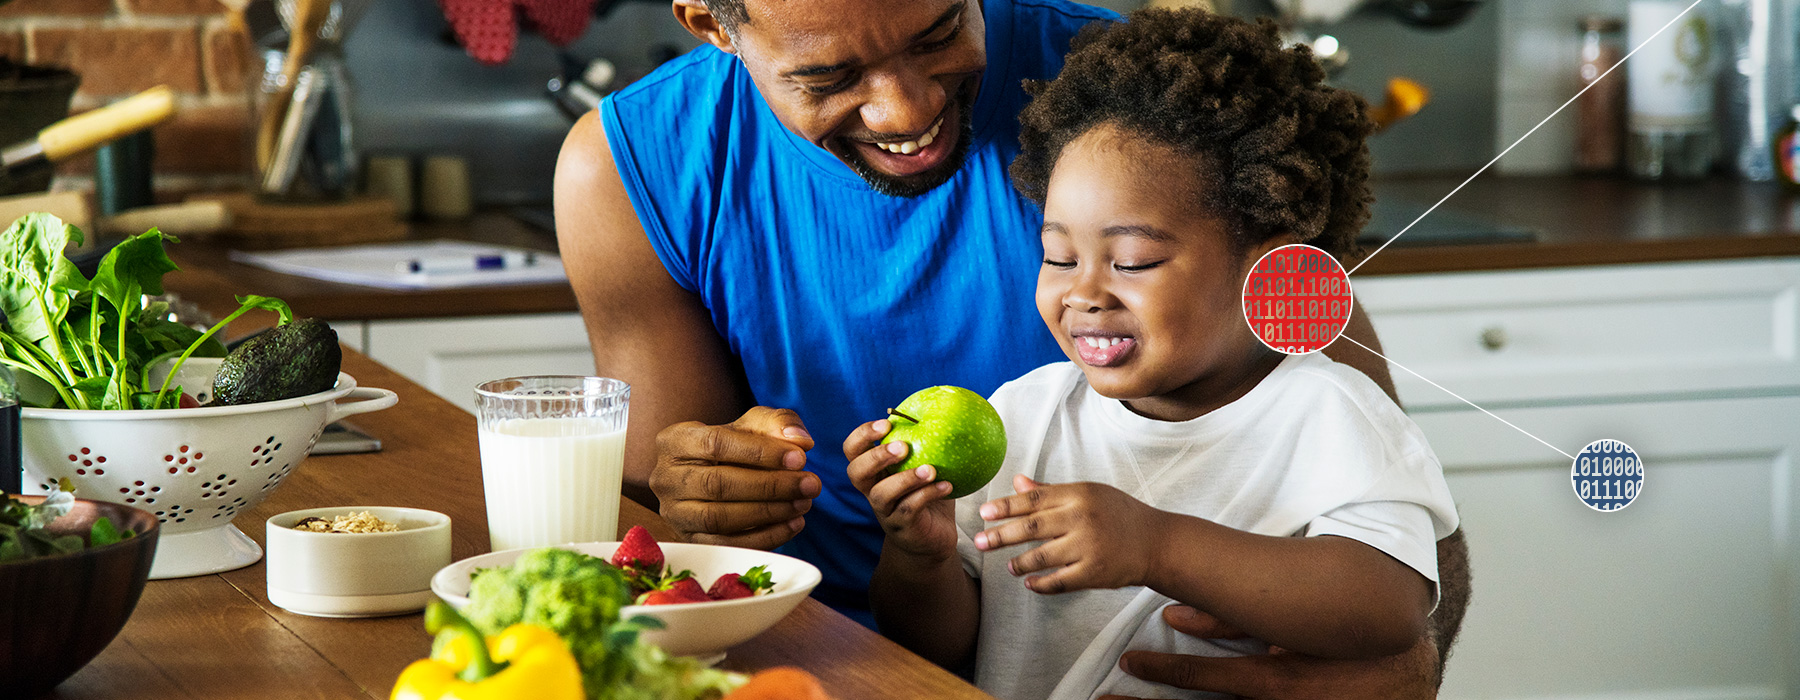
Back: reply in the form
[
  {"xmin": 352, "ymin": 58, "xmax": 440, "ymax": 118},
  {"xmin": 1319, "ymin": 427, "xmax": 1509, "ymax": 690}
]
[
  {"xmin": 3, "ymin": 1, "xmax": 1799, "ymax": 700},
  {"xmin": 0, "ymin": 0, "xmax": 1733, "ymax": 196},
  {"xmin": 0, "ymin": 0, "xmax": 1525, "ymax": 201}
]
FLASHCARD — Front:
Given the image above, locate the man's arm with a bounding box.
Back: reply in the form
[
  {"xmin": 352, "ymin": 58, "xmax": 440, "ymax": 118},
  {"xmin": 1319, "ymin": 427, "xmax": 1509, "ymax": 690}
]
[
  {"xmin": 1429, "ymin": 530, "xmax": 1472, "ymax": 671},
  {"xmin": 1323, "ymin": 299, "xmax": 1396, "ymax": 402},
  {"xmin": 555, "ymin": 113, "xmax": 819, "ymax": 552},
  {"xmin": 1329, "ymin": 296, "xmax": 1474, "ymax": 668},
  {"xmin": 554, "ymin": 110, "xmax": 751, "ymax": 506}
]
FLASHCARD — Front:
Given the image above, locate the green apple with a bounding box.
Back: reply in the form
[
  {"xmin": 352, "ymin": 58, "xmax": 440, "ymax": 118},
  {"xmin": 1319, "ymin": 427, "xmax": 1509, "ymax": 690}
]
[{"xmin": 879, "ymin": 386, "xmax": 1007, "ymax": 499}]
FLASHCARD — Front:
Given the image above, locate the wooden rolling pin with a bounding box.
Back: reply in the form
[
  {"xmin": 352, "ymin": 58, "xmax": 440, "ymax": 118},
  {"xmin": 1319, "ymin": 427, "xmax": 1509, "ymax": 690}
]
[
  {"xmin": 99, "ymin": 200, "xmax": 233, "ymax": 236},
  {"xmin": 0, "ymin": 86, "xmax": 177, "ymax": 194}
]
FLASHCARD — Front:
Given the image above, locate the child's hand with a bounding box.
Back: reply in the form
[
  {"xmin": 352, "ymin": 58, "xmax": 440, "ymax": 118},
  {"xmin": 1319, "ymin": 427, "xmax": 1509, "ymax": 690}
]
[
  {"xmin": 844, "ymin": 419, "xmax": 959, "ymax": 561},
  {"xmin": 974, "ymin": 475, "xmax": 1168, "ymax": 594}
]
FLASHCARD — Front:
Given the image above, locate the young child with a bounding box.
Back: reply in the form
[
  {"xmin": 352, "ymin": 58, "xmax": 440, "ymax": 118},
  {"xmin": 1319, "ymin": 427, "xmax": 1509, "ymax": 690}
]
[{"xmin": 843, "ymin": 10, "xmax": 1458, "ymax": 700}]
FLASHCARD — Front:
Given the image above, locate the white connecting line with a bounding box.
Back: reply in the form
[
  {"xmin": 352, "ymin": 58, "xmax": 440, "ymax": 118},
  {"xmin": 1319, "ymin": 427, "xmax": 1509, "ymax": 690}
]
[
  {"xmin": 1340, "ymin": 336, "xmax": 1576, "ymax": 460},
  {"xmin": 1344, "ymin": 0, "xmax": 1707, "ymax": 276}
]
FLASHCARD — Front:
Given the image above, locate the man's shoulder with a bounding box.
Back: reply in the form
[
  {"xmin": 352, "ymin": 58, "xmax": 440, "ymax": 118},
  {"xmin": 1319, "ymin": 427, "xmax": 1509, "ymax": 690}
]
[
  {"xmin": 1003, "ymin": 0, "xmax": 1120, "ymax": 59},
  {"xmin": 1011, "ymin": 0, "xmax": 1119, "ymax": 25},
  {"xmin": 986, "ymin": 0, "xmax": 1120, "ymax": 107},
  {"xmin": 608, "ymin": 44, "xmax": 738, "ymax": 108}
]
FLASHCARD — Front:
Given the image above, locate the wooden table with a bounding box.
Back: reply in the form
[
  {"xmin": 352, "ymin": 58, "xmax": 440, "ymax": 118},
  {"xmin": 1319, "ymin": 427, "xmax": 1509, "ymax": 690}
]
[{"xmin": 39, "ymin": 351, "xmax": 991, "ymax": 700}]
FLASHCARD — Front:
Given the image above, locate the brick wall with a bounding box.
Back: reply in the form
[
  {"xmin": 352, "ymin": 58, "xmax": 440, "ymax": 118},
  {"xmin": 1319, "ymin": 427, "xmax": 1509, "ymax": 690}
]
[{"xmin": 0, "ymin": 0, "xmax": 253, "ymax": 196}]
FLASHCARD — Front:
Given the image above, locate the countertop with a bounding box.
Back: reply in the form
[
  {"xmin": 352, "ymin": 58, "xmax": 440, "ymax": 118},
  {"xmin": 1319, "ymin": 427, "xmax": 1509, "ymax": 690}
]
[
  {"xmin": 164, "ymin": 215, "xmax": 576, "ymax": 323},
  {"xmin": 162, "ymin": 176, "xmax": 1800, "ymax": 322},
  {"xmin": 1355, "ymin": 174, "xmax": 1800, "ymax": 275}
]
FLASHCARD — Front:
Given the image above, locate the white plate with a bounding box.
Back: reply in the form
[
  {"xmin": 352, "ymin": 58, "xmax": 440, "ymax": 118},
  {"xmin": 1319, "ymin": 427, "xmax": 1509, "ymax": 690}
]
[{"xmin": 431, "ymin": 541, "xmax": 821, "ymax": 657}]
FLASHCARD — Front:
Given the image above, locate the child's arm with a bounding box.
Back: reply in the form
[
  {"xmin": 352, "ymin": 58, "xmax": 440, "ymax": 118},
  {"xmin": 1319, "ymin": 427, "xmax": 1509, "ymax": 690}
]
[
  {"xmin": 845, "ymin": 419, "xmax": 980, "ymax": 669},
  {"xmin": 975, "ymin": 476, "xmax": 1431, "ymax": 660},
  {"xmin": 1147, "ymin": 514, "xmax": 1432, "ymax": 659},
  {"xmin": 870, "ymin": 531, "xmax": 981, "ymax": 668}
]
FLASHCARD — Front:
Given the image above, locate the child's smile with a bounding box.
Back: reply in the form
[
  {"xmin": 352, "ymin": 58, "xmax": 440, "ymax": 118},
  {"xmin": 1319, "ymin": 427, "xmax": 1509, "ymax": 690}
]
[
  {"xmin": 1036, "ymin": 124, "xmax": 1286, "ymax": 421},
  {"xmin": 1073, "ymin": 332, "xmax": 1135, "ymax": 367}
]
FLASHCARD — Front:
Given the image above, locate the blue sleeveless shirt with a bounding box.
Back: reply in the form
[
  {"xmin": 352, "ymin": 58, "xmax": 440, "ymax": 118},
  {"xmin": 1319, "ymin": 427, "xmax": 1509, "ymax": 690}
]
[{"xmin": 600, "ymin": 0, "xmax": 1117, "ymax": 626}]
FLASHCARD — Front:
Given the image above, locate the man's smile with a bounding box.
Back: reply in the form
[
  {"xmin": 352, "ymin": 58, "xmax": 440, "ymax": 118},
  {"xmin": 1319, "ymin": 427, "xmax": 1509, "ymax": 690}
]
[
  {"xmin": 868, "ymin": 116, "xmax": 943, "ymax": 153},
  {"xmin": 846, "ymin": 105, "xmax": 960, "ymax": 177}
]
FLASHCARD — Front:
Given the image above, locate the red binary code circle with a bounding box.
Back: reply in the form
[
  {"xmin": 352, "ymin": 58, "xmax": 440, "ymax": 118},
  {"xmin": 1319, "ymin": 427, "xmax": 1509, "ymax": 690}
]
[{"xmin": 1242, "ymin": 244, "xmax": 1354, "ymax": 355}]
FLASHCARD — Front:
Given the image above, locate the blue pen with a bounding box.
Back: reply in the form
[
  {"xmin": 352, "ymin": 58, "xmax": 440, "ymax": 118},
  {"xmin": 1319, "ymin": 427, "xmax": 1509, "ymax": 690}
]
[{"xmin": 398, "ymin": 251, "xmax": 537, "ymax": 275}]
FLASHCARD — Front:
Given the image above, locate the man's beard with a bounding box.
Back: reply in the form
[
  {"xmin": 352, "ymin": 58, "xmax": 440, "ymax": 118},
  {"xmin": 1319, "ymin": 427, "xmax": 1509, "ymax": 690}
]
[{"xmin": 829, "ymin": 91, "xmax": 978, "ymax": 198}]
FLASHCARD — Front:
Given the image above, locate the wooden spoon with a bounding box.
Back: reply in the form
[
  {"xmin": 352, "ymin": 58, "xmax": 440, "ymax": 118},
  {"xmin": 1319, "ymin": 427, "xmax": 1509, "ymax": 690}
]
[{"xmin": 254, "ymin": 0, "xmax": 331, "ymax": 172}]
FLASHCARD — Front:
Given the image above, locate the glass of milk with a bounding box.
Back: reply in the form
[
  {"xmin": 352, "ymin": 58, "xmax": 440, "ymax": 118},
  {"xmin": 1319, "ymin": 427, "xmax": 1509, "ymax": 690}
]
[{"xmin": 474, "ymin": 376, "xmax": 629, "ymax": 551}]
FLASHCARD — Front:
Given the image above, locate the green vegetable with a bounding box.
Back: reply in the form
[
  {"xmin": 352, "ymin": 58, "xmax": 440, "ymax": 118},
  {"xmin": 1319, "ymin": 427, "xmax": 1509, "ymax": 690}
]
[
  {"xmin": 0, "ymin": 488, "xmax": 134, "ymax": 563},
  {"xmin": 88, "ymin": 516, "xmax": 127, "ymax": 547},
  {"xmin": 209, "ymin": 317, "xmax": 341, "ymax": 405},
  {"xmin": 461, "ymin": 548, "xmax": 744, "ymax": 700},
  {"xmin": 0, "ymin": 212, "xmax": 293, "ymax": 409}
]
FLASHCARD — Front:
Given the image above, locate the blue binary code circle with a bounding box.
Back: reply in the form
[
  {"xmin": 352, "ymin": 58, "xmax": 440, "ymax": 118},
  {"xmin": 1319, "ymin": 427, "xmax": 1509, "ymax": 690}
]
[{"xmin": 1571, "ymin": 439, "xmax": 1643, "ymax": 512}]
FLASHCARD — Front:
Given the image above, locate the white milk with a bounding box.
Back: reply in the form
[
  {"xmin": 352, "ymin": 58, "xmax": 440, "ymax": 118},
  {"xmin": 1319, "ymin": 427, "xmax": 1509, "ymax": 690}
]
[{"xmin": 477, "ymin": 417, "xmax": 626, "ymax": 551}]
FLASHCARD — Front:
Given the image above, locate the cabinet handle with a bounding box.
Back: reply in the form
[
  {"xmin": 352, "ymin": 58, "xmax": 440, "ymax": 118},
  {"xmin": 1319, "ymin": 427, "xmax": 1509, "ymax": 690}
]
[{"xmin": 1480, "ymin": 326, "xmax": 1507, "ymax": 351}]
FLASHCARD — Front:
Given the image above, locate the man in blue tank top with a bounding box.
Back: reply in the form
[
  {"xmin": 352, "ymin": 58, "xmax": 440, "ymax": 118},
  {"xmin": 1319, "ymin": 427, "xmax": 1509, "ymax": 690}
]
[{"xmin": 554, "ymin": 0, "xmax": 1470, "ymax": 695}]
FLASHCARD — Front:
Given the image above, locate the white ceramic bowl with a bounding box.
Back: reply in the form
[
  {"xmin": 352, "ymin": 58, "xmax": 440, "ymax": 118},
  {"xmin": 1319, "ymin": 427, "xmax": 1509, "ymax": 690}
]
[
  {"xmin": 266, "ymin": 507, "xmax": 452, "ymax": 618},
  {"xmin": 432, "ymin": 542, "xmax": 822, "ymax": 657},
  {"xmin": 19, "ymin": 357, "xmax": 398, "ymax": 579}
]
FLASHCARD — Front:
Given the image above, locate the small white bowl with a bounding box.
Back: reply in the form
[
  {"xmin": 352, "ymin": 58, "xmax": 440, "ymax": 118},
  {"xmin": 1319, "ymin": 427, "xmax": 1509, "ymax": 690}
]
[
  {"xmin": 432, "ymin": 541, "xmax": 821, "ymax": 657},
  {"xmin": 266, "ymin": 506, "xmax": 452, "ymax": 618}
]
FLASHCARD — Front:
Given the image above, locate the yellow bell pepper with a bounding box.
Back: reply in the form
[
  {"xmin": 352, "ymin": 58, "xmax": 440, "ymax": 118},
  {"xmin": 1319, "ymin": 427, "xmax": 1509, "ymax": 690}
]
[{"xmin": 392, "ymin": 602, "xmax": 584, "ymax": 700}]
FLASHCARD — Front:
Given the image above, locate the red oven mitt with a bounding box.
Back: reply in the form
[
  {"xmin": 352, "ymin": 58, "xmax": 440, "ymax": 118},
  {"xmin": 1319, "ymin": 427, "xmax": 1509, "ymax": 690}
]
[{"xmin": 438, "ymin": 0, "xmax": 597, "ymax": 65}]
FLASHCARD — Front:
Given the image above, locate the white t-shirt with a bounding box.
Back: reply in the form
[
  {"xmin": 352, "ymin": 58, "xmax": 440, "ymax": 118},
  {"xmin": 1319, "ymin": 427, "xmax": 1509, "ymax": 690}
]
[{"xmin": 954, "ymin": 353, "xmax": 1459, "ymax": 700}]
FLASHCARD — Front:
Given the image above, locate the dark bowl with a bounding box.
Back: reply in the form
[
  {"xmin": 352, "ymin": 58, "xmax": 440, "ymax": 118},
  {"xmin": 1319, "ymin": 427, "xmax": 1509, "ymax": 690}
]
[{"xmin": 0, "ymin": 495, "xmax": 159, "ymax": 697}]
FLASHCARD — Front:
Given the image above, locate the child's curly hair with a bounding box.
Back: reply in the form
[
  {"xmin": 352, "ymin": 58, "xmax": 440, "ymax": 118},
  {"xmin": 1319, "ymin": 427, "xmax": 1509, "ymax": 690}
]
[{"xmin": 1010, "ymin": 9, "xmax": 1372, "ymax": 259}]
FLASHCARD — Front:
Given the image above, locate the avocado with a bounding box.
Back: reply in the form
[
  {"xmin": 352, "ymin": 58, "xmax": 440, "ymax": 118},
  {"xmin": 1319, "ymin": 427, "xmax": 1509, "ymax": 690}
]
[{"xmin": 210, "ymin": 318, "xmax": 342, "ymax": 405}]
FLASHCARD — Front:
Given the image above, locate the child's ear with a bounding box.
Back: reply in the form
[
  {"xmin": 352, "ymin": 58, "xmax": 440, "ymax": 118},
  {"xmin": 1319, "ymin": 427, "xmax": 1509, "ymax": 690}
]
[{"xmin": 1239, "ymin": 234, "xmax": 1302, "ymax": 274}]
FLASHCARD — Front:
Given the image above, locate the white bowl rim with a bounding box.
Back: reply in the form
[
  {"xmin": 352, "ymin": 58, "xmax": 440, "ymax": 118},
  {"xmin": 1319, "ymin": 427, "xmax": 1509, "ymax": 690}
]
[
  {"xmin": 21, "ymin": 359, "xmax": 359, "ymax": 420},
  {"xmin": 267, "ymin": 506, "xmax": 451, "ymax": 538},
  {"xmin": 433, "ymin": 541, "xmax": 824, "ymax": 612}
]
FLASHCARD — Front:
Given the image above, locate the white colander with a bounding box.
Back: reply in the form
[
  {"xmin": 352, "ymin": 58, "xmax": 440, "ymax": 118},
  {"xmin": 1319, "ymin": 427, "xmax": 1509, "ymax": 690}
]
[{"xmin": 19, "ymin": 357, "xmax": 398, "ymax": 579}]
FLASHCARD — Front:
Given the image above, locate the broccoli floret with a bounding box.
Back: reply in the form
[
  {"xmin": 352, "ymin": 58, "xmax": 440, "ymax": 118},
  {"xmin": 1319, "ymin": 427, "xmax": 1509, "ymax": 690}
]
[{"xmin": 464, "ymin": 548, "xmax": 631, "ymax": 692}]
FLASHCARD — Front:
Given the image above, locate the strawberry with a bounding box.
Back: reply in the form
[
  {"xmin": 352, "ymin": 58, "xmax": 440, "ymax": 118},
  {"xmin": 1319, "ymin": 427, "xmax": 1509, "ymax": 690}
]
[
  {"xmin": 639, "ymin": 589, "xmax": 701, "ymax": 606},
  {"xmin": 668, "ymin": 575, "xmax": 707, "ymax": 600},
  {"xmin": 610, "ymin": 526, "xmax": 665, "ymax": 572},
  {"xmin": 637, "ymin": 572, "xmax": 708, "ymax": 605},
  {"xmin": 708, "ymin": 565, "xmax": 775, "ymax": 600}
]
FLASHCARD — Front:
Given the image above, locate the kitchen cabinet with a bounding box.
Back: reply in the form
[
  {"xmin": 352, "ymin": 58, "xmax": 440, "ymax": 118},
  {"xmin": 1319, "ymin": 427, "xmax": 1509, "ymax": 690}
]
[
  {"xmin": 341, "ymin": 312, "xmax": 597, "ymax": 413},
  {"xmin": 1355, "ymin": 258, "xmax": 1800, "ymax": 408},
  {"xmin": 1357, "ymin": 258, "xmax": 1800, "ymax": 700}
]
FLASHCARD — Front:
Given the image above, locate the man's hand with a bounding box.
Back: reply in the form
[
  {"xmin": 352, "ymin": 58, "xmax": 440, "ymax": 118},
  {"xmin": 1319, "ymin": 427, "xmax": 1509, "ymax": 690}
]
[
  {"xmin": 844, "ymin": 419, "xmax": 959, "ymax": 561},
  {"xmin": 1101, "ymin": 605, "xmax": 1440, "ymax": 700},
  {"xmin": 973, "ymin": 476, "xmax": 1167, "ymax": 594},
  {"xmin": 649, "ymin": 406, "xmax": 821, "ymax": 550}
]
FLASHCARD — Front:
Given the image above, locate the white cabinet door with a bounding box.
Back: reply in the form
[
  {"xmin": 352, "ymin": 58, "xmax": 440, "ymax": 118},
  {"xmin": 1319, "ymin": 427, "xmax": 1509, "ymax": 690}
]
[
  {"xmin": 363, "ymin": 313, "xmax": 596, "ymax": 413},
  {"xmin": 1355, "ymin": 259, "xmax": 1800, "ymax": 409},
  {"xmin": 1424, "ymin": 395, "xmax": 1799, "ymax": 700}
]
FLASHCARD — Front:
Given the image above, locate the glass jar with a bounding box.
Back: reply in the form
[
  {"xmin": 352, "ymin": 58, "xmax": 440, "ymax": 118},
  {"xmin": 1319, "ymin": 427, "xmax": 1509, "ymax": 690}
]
[
  {"xmin": 1575, "ymin": 16, "xmax": 1625, "ymax": 174},
  {"xmin": 252, "ymin": 0, "xmax": 359, "ymax": 201}
]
